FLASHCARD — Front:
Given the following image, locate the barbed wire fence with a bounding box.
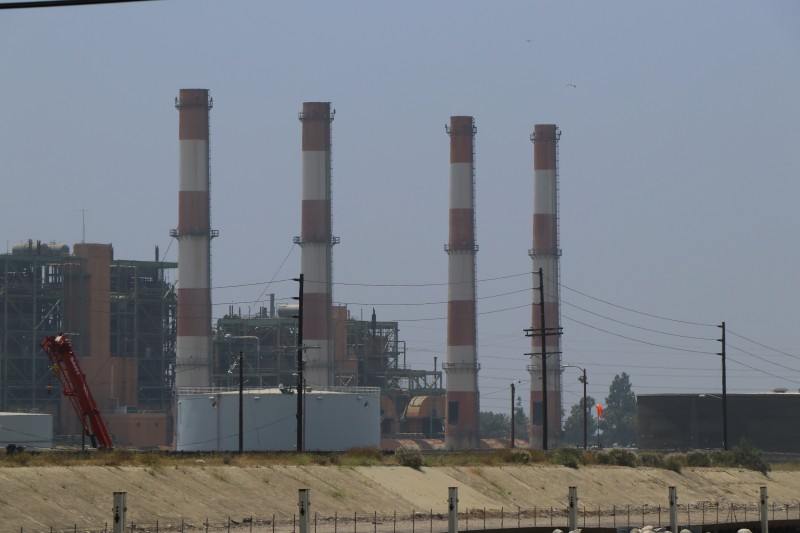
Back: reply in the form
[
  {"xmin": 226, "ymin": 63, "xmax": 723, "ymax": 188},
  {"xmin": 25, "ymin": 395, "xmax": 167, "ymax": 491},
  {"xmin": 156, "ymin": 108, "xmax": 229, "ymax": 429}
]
[{"xmin": 5, "ymin": 499, "xmax": 800, "ymax": 533}]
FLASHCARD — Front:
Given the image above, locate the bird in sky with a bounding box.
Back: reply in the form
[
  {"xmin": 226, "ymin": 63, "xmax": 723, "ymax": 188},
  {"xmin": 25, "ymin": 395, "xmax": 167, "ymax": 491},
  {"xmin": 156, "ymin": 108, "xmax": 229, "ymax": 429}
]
[
  {"xmin": 526, "ymin": 39, "xmax": 534, "ymax": 43},
  {"xmin": 566, "ymin": 83, "xmax": 577, "ymax": 88}
]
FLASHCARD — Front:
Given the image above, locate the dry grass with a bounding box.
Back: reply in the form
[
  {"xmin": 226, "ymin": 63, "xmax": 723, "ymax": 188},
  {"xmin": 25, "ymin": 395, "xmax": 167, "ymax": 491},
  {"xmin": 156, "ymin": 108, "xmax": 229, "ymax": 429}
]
[{"xmin": 0, "ymin": 446, "xmax": 777, "ymax": 473}]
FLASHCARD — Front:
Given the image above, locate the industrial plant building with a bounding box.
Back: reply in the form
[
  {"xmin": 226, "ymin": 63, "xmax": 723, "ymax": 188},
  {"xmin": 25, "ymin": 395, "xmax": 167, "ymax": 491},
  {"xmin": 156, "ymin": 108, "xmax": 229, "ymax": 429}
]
[
  {"xmin": 637, "ymin": 392, "xmax": 800, "ymax": 453},
  {"xmin": 0, "ymin": 240, "xmax": 177, "ymax": 447},
  {"xmin": 0, "ymin": 239, "xmax": 443, "ymax": 449},
  {"xmin": 1, "ymin": 90, "xmax": 572, "ymax": 451}
]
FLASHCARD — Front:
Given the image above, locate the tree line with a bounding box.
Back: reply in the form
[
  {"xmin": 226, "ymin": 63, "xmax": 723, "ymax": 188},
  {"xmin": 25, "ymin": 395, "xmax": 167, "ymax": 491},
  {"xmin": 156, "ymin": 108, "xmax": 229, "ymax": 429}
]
[{"xmin": 479, "ymin": 372, "xmax": 637, "ymax": 447}]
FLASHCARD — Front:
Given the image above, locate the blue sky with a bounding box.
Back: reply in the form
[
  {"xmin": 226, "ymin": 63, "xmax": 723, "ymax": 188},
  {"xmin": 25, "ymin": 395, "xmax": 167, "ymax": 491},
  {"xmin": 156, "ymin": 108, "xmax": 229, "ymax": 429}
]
[{"xmin": 2, "ymin": 1, "xmax": 800, "ymax": 414}]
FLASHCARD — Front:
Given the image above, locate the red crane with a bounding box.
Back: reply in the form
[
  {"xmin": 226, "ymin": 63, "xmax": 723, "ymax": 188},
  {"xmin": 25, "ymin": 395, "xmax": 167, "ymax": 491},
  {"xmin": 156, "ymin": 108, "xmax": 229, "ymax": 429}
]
[{"xmin": 41, "ymin": 334, "xmax": 114, "ymax": 449}]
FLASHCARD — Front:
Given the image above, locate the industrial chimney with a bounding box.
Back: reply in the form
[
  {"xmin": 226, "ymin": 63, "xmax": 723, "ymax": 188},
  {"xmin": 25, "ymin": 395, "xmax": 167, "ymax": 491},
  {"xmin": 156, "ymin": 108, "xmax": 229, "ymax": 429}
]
[
  {"xmin": 444, "ymin": 116, "xmax": 480, "ymax": 450},
  {"xmin": 172, "ymin": 89, "xmax": 217, "ymax": 389},
  {"xmin": 295, "ymin": 102, "xmax": 336, "ymax": 387},
  {"xmin": 529, "ymin": 124, "xmax": 563, "ymax": 449}
]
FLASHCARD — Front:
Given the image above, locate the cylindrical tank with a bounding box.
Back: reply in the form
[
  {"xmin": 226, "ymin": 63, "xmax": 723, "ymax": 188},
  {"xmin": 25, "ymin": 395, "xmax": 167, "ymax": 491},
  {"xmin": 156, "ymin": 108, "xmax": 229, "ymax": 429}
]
[{"xmin": 277, "ymin": 303, "xmax": 300, "ymax": 318}]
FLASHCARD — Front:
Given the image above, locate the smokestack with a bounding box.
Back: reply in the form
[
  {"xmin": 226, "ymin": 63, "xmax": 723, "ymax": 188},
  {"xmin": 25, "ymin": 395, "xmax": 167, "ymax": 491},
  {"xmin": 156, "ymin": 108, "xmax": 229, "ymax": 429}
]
[
  {"xmin": 295, "ymin": 102, "xmax": 336, "ymax": 386},
  {"xmin": 444, "ymin": 116, "xmax": 479, "ymax": 450},
  {"xmin": 172, "ymin": 89, "xmax": 217, "ymax": 389},
  {"xmin": 529, "ymin": 124, "xmax": 563, "ymax": 449}
]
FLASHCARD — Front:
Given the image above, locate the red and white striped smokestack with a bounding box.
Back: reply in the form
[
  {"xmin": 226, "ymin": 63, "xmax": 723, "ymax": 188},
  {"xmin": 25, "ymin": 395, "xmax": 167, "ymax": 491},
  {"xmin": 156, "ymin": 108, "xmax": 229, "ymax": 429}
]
[
  {"xmin": 444, "ymin": 116, "xmax": 480, "ymax": 450},
  {"xmin": 172, "ymin": 89, "xmax": 217, "ymax": 389},
  {"xmin": 296, "ymin": 102, "xmax": 336, "ymax": 387},
  {"xmin": 529, "ymin": 124, "xmax": 563, "ymax": 449}
]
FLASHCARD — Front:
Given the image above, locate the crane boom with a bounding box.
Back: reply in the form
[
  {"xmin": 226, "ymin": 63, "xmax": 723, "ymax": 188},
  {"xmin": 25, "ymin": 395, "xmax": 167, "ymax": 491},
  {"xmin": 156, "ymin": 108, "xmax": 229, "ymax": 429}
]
[{"xmin": 41, "ymin": 334, "xmax": 114, "ymax": 449}]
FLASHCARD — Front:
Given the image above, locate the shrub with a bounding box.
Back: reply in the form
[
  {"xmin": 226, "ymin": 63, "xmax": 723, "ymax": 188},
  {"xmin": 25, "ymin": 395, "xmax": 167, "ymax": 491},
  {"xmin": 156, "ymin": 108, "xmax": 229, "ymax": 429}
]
[
  {"xmin": 664, "ymin": 453, "xmax": 686, "ymax": 474},
  {"xmin": 597, "ymin": 448, "xmax": 639, "ymax": 467},
  {"xmin": 395, "ymin": 447, "xmax": 423, "ymax": 469},
  {"xmin": 550, "ymin": 447, "xmax": 585, "ymax": 469},
  {"xmin": 731, "ymin": 439, "xmax": 770, "ymax": 474},
  {"xmin": 708, "ymin": 449, "xmax": 735, "ymax": 467},
  {"xmin": 508, "ymin": 449, "xmax": 532, "ymax": 464},
  {"xmin": 637, "ymin": 452, "xmax": 665, "ymax": 468},
  {"xmin": 490, "ymin": 449, "xmax": 531, "ymax": 465},
  {"xmin": 686, "ymin": 451, "xmax": 711, "ymax": 467}
]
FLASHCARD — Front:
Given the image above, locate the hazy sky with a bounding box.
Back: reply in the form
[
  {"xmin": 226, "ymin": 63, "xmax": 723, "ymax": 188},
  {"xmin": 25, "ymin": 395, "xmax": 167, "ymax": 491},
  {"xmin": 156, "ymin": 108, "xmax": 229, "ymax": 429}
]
[{"xmin": 2, "ymin": 1, "xmax": 799, "ymax": 415}]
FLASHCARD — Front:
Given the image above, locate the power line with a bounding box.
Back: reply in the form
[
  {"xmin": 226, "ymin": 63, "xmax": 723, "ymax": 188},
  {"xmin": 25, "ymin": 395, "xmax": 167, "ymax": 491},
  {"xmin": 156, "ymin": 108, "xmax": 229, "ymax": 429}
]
[
  {"xmin": 333, "ymin": 271, "xmax": 530, "ymax": 288},
  {"xmin": 727, "ymin": 356, "xmax": 800, "ymax": 386},
  {"xmin": 558, "ymin": 281, "xmax": 717, "ymax": 327},
  {"xmin": 0, "ymin": 0, "xmax": 160, "ymax": 8},
  {"xmin": 727, "ymin": 342, "xmax": 800, "ymax": 373},
  {"xmin": 559, "ymin": 298, "xmax": 718, "ymax": 341},
  {"xmin": 562, "ymin": 314, "xmax": 717, "ymax": 355},
  {"xmin": 727, "ymin": 327, "xmax": 800, "ymax": 361}
]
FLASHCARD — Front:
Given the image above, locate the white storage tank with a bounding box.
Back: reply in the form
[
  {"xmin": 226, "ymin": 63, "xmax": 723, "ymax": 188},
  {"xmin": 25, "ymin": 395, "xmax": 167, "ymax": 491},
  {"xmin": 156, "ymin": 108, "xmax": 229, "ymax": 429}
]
[
  {"xmin": 0, "ymin": 413, "xmax": 53, "ymax": 449},
  {"xmin": 176, "ymin": 386, "xmax": 380, "ymax": 452}
]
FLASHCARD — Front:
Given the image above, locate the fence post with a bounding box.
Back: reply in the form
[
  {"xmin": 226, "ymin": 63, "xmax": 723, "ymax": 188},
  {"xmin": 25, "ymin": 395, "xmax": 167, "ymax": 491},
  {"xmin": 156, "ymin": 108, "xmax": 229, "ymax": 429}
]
[
  {"xmin": 205, "ymin": 518, "xmax": 209, "ymax": 533},
  {"xmin": 181, "ymin": 518, "xmax": 184, "ymax": 533},
  {"xmin": 483, "ymin": 507, "xmax": 486, "ymax": 530},
  {"xmin": 613, "ymin": 505, "xmax": 616, "ymax": 528},
  {"xmin": 688, "ymin": 502, "xmax": 691, "ymax": 526},
  {"xmin": 668, "ymin": 486, "xmax": 678, "ymax": 533},
  {"xmin": 299, "ymin": 489, "xmax": 310, "ymax": 533},
  {"xmin": 500, "ymin": 507, "xmax": 503, "ymax": 529},
  {"xmin": 429, "ymin": 508, "xmax": 432, "ymax": 533},
  {"xmin": 228, "ymin": 516, "xmax": 231, "ymax": 533},
  {"xmin": 335, "ymin": 512, "xmax": 338, "ymax": 533},
  {"xmin": 113, "ymin": 492, "xmax": 127, "ymax": 533},
  {"xmin": 374, "ymin": 511, "xmax": 377, "ymax": 533},
  {"xmin": 597, "ymin": 505, "xmax": 600, "ymax": 528},
  {"xmin": 702, "ymin": 501, "xmax": 705, "ymax": 526},
  {"xmin": 355, "ymin": 511, "xmax": 358, "ymax": 533},
  {"xmin": 760, "ymin": 486, "xmax": 769, "ymax": 533},
  {"xmin": 627, "ymin": 503, "xmax": 630, "ymax": 528},
  {"xmin": 658, "ymin": 504, "xmax": 661, "ymax": 527},
  {"xmin": 412, "ymin": 509, "xmax": 415, "ymax": 533},
  {"xmin": 568, "ymin": 487, "xmax": 578, "ymax": 533},
  {"xmin": 517, "ymin": 507, "xmax": 520, "ymax": 528},
  {"xmin": 316, "ymin": 512, "xmax": 318, "ymax": 533},
  {"xmin": 448, "ymin": 488, "xmax": 458, "ymax": 533},
  {"xmin": 466, "ymin": 507, "xmax": 469, "ymax": 531},
  {"xmin": 394, "ymin": 510, "xmax": 396, "ymax": 533}
]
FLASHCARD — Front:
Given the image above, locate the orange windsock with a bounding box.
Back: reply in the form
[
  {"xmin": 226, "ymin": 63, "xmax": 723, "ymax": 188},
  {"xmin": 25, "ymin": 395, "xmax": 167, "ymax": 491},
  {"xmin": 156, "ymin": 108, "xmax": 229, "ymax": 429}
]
[{"xmin": 596, "ymin": 404, "xmax": 604, "ymax": 418}]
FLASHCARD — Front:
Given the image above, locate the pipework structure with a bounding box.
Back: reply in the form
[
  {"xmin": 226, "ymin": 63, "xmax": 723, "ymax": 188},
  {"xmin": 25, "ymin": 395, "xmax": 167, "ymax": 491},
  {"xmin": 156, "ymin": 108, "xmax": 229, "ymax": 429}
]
[
  {"xmin": 172, "ymin": 89, "xmax": 217, "ymax": 389},
  {"xmin": 295, "ymin": 102, "xmax": 337, "ymax": 387},
  {"xmin": 528, "ymin": 124, "xmax": 563, "ymax": 449},
  {"xmin": 443, "ymin": 116, "xmax": 480, "ymax": 450}
]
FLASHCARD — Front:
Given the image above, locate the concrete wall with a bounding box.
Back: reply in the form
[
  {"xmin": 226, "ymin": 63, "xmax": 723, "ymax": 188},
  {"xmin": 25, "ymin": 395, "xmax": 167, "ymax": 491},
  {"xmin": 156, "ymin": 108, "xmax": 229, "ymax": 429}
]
[{"xmin": 176, "ymin": 388, "xmax": 380, "ymax": 451}]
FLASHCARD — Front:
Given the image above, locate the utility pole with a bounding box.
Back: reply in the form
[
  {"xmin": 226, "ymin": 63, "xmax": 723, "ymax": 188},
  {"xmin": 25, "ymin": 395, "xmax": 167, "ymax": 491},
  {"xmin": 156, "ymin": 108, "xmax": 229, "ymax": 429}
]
[
  {"xmin": 719, "ymin": 321, "xmax": 728, "ymax": 451},
  {"xmin": 524, "ymin": 267, "xmax": 561, "ymax": 450},
  {"xmin": 510, "ymin": 382, "xmax": 515, "ymax": 448},
  {"xmin": 579, "ymin": 368, "xmax": 587, "ymax": 450},
  {"xmin": 238, "ymin": 350, "xmax": 244, "ymax": 454},
  {"xmin": 293, "ymin": 274, "xmax": 305, "ymax": 452}
]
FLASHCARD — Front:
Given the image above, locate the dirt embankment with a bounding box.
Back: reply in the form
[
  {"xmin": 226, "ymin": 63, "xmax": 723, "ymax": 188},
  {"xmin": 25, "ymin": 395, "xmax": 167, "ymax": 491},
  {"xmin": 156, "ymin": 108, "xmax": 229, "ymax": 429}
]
[{"xmin": 0, "ymin": 465, "xmax": 795, "ymax": 529}]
